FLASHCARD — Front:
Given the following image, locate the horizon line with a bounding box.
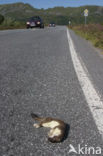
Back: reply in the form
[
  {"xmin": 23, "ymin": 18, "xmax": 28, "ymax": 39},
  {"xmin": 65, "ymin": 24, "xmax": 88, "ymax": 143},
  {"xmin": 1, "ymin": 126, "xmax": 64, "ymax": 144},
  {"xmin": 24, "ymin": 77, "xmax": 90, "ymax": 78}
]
[{"xmin": 0, "ymin": 2, "xmax": 103, "ymax": 9}]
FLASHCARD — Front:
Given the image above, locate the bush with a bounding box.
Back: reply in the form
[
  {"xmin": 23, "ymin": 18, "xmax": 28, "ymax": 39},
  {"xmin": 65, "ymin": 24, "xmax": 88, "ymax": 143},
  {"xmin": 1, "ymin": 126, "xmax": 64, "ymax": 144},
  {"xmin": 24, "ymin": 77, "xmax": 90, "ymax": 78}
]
[
  {"xmin": 72, "ymin": 24, "xmax": 103, "ymax": 49},
  {"xmin": 0, "ymin": 14, "xmax": 4, "ymax": 24},
  {"xmin": 0, "ymin": 17, "xmax": 25, "ymax": 29}
]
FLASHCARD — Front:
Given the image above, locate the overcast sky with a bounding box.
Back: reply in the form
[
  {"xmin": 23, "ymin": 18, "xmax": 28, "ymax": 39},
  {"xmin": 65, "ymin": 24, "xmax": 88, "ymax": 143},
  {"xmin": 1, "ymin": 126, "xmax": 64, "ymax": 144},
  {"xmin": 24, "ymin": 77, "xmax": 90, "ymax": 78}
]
[{"xmin": 0, "ymin": 0, "xmax": 103, "ymax": 9}]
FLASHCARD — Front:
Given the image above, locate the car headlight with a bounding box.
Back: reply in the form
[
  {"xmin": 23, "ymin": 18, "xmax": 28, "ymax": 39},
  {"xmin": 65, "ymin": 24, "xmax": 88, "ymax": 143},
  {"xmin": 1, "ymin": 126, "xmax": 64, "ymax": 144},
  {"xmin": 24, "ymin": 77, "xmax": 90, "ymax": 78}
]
[
  {"xmin": 26, "ymin": 22, "xmax": 30, "ymax": 24},
  {"xmin": 37, "ymin": 22, "xmax": 40, "ymax": 24}
]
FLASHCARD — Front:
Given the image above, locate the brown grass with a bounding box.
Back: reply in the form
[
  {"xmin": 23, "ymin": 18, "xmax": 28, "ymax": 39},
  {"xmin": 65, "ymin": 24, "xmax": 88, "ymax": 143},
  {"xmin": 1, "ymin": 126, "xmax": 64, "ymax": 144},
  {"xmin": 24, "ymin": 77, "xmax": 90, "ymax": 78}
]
[{"xmin": 71, "ymin": 24, "xmax": 103, "ymax": 49}]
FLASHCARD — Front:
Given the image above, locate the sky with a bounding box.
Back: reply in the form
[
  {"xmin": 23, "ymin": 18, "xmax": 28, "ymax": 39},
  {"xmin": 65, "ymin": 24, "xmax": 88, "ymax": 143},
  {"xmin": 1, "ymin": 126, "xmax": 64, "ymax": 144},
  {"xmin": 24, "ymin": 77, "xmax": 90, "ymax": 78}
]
[{"xmin": 0, "ymin": 0, "xmax": 103, "ymax": 9}]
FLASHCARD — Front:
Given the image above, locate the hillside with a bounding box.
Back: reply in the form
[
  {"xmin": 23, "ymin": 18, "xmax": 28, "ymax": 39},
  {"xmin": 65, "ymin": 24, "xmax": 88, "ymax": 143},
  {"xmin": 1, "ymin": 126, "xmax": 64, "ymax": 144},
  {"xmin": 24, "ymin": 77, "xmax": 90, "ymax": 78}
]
[
  {"xmin": 0, "ymin": 2, "xmax": 103, "ymax": 25},
  {"xmin": 0, "ymin": 3, "xmax": 38, "ymax": 21}
]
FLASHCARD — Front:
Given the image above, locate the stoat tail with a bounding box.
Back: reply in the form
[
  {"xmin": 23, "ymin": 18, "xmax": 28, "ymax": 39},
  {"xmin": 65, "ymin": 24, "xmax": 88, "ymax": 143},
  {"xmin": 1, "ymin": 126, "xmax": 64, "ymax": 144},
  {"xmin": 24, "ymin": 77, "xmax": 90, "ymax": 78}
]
[{"xmin": 31, "ymin": 113, "xmax": 44, "ymax": 121}]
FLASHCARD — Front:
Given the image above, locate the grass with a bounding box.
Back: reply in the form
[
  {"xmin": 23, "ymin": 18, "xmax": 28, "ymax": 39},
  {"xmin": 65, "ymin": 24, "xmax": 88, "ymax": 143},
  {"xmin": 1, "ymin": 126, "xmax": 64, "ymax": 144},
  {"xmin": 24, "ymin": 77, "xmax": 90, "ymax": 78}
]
[
  {"xmin": 71, "ymin": 24, "xmax": 103, "ymax": 49},
  {"xmin": 0, "ymin": 25, "xmax": 25, "ymax": 30},
  {"xmin": 0, "ymin": 18, "xmax": 26, "ymax": 30}
]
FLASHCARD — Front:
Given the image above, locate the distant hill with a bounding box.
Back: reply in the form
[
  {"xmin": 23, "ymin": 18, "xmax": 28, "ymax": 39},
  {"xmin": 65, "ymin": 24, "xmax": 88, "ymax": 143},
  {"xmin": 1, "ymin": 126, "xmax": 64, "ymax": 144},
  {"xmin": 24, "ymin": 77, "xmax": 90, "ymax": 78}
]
[
  {"xmin": 0, "ymin": 2, "xmax": 103, "ymax": 25},
  {"xmin": 0, "ymin": 3, "xmax": 37, "ymax": 21}
]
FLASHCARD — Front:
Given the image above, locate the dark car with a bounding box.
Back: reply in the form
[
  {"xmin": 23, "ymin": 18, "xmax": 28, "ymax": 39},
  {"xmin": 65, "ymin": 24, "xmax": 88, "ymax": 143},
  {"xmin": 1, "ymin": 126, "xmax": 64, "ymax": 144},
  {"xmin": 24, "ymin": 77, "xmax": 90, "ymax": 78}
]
[
  {"xmin": 49, "ymin": 22, "xmax": 56, "ymax": 27},
  {"xmin": 26, "ymin": 16, "xmax": 44, "ymax": 29}
]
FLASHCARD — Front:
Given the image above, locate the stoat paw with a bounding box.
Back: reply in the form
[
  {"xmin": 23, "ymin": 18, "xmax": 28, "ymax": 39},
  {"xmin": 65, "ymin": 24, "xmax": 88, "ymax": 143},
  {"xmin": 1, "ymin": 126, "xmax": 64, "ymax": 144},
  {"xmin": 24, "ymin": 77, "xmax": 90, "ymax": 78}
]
[{"xmin": 33, "ymin": 124, "xmax": 40, "ymax": 128}]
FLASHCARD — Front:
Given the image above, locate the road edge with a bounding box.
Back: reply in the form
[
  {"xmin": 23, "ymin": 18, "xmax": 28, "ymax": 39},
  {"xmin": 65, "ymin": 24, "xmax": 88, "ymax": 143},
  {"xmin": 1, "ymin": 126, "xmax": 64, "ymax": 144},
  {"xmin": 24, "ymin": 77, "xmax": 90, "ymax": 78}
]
[{"xmin": 67, "ymin": 28, "xmax": 103, "ymax": 138}]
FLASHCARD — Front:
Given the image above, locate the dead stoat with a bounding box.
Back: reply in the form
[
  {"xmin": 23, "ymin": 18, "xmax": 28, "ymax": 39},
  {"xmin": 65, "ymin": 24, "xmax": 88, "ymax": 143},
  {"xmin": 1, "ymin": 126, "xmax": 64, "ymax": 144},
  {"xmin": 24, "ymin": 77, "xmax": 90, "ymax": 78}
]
[{"xmin": 31, "ymin": 113, "xmax": 66, "ymax": 143}]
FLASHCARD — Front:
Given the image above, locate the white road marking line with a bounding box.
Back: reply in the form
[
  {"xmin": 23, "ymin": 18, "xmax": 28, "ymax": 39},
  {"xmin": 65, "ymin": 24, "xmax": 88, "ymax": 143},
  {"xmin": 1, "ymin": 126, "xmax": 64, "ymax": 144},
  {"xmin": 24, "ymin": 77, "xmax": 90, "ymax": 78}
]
[
  {"xmin": 67, "ymin": 29, "xmax": 103, "ymax": 136},
  {"xmin": 32, "ymin": 29, "xmax": 36, "ymax": 31}
]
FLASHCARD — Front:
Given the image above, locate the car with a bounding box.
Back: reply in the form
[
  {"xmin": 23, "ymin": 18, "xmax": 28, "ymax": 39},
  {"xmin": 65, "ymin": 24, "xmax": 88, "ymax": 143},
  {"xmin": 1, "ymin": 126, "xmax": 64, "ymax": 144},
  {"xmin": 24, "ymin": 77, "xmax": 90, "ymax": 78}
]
[
  {"xmin": 26, "ymin": 16, "xmax": 44, "ymax": 29},
  {"xmin": 49, "ymin": 22, "xmax": 56, "ymax": 27}
]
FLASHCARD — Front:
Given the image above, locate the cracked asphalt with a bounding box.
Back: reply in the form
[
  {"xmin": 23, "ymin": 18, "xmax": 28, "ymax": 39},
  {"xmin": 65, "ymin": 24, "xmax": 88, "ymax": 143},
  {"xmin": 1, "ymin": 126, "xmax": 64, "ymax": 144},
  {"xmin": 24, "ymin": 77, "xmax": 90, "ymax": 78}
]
[{"xmin": 0, "ymin": 26, "xmax": 103, "ymax": 156}]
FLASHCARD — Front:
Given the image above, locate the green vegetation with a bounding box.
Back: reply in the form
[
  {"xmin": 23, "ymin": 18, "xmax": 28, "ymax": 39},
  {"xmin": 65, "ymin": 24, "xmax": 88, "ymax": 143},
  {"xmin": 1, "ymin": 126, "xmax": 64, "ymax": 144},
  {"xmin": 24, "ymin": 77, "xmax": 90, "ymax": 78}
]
[
  {"xmin": 72, "ymin": 24, "xmax": 103, "ymax": 49},
  {"xmin": 0, "ymin": 14, "xmax": 4, "ymax": 24},
  {"xmin": 0, "ymin": 3, "xmax": 103, "ymax": 26},
  {"xmin": 0, "ymin": 2, "xmax": 103, "ymax": 31},
  {"xmin": 0, "ymin": 17, "xmax": 25, "ymax": 30}
]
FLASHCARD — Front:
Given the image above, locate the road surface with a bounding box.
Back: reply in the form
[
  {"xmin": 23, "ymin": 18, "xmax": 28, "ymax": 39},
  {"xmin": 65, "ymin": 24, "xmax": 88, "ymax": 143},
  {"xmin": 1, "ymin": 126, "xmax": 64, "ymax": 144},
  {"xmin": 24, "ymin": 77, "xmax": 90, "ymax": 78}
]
[{"xmin": 0, "ymin": 26, "xmax": 103, "ymax": 156}]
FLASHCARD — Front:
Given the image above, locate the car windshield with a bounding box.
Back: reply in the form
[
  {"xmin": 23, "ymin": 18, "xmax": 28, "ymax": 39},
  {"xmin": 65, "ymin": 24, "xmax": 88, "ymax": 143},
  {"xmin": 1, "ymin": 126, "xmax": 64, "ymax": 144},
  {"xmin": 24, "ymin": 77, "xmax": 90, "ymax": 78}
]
[{"xmin": 30, "ymin": 16, "xmax": 41, "ymax": 21}]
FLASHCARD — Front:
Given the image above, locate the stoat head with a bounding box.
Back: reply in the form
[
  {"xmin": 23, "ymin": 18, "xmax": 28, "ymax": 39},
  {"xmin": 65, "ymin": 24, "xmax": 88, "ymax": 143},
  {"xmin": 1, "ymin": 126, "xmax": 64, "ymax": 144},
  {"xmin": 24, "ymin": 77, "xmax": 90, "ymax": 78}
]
[
  {"xmin": 48, "ymin": 128, "xmax": 62, "ymax": 143},
  {"xmin": 48, "ymin": 136, "xmax": 61, "ymax": 143}
]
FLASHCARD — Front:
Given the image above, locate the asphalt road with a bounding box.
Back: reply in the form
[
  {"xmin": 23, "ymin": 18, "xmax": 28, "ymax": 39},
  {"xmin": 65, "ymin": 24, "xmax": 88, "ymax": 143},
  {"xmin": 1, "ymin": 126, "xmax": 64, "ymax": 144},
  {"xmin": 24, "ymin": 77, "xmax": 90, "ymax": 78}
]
[{"xmin": 0, "ymin": 26, "xmax": 103, "ymax": 156}]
